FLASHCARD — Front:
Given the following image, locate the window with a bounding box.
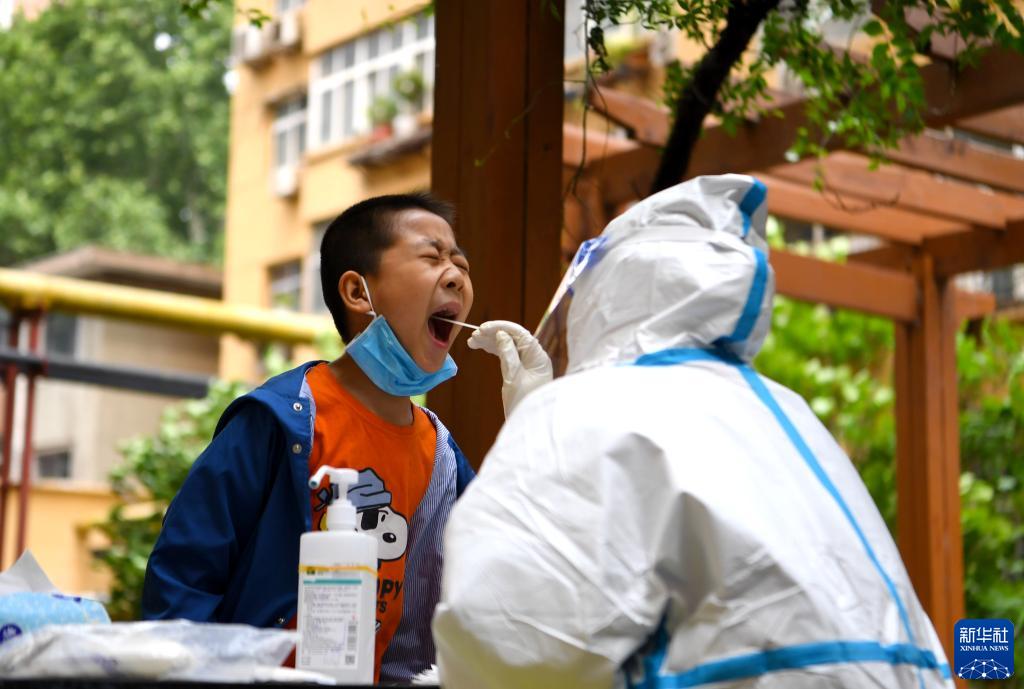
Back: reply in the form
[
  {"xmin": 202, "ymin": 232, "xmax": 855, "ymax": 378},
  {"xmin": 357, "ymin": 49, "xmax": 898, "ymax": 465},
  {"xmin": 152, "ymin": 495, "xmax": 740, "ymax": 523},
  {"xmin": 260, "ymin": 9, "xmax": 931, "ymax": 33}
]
[
  {"xmin": 276, "ymin": 0, "xmax": 305, "ymax": 13},
  {"xmin": 269, "ymin": 260, "xmax": 303, "ymax": 311},
  {"xmin": 46, "ymin": 312, "xmax": 77, "ymax": 357},
  {"xmin": 35, "ymin": 450, "xmax": 71, "ymax": 480},
  {"xmin": 264, "ymin": 259, "xmax": 302, "ymax": 371},
  {"xmin": 309, "ymin": 12, "xmax": 435, "ymax": 148},
  {"xmin": 991, "ymin": 270, "xmax": 1014, "ymax": 306},
  {"xmin": 0, "ymin": 309, "xmax": 76, "ymax": 354},
  {"xmin": 273, "ymin": 95, "xmax": 307, "ymax": 170}
]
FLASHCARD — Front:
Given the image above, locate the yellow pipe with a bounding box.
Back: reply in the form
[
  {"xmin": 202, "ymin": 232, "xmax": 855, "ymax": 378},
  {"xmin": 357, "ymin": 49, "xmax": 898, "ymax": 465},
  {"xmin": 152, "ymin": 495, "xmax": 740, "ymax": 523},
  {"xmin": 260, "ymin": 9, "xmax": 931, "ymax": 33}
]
[{"xmin": 0, "ymin": 267, "xmax": 335, "ymax": 345}]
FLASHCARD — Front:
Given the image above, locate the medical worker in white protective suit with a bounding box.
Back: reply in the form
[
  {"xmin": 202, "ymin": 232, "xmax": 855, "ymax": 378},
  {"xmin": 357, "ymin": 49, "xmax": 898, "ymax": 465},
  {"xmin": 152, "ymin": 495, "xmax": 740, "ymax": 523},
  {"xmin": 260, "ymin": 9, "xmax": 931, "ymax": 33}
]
[{"xmin": 433, "ymin": 174, "xmax": 953, "ymax": 689}]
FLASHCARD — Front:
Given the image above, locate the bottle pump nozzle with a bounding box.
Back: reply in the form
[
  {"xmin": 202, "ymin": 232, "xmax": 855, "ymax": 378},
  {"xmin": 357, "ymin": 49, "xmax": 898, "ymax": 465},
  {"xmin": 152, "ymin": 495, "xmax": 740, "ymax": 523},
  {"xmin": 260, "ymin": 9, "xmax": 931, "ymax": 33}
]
[{"xmin": 308, "ymin": 467, "xmax": 359, "ymax": 531}]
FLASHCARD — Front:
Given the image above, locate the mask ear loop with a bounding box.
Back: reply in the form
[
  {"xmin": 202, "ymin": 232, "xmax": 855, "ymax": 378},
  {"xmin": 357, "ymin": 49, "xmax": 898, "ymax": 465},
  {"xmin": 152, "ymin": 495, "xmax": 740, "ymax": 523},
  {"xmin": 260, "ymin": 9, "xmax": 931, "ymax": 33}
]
[{"xmin": 358, "ymin": 275, "xmax": 377, "ymax": 318}]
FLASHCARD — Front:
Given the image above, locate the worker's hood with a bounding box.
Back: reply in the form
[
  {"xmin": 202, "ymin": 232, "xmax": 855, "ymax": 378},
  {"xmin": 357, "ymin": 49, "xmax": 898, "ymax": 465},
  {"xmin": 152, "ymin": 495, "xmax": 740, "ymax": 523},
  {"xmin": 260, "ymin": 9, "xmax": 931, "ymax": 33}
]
[{"xmin": 537, "ymin": 174, "xmax": 773, "ymax": 375}]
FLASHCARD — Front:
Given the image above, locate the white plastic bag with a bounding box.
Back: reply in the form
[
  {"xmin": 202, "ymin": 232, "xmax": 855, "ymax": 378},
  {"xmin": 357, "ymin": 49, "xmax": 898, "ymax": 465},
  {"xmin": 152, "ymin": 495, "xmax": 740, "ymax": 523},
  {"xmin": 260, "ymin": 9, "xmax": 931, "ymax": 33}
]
[
  {"xmin": 0, "ymin": 619, "xmax": 303, "ymax": 683},
  {"xmin": 0, "ymin": 550, "xmax": 111, "ymax": 647}
]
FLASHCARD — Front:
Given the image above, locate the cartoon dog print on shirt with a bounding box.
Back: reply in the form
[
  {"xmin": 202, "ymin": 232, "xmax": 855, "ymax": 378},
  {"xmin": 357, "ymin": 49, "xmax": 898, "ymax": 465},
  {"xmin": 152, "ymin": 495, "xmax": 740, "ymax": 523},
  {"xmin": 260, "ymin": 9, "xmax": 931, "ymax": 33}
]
[{"xmin": 344, "ymin": 468, "xmax": 409, "ymax": 562}]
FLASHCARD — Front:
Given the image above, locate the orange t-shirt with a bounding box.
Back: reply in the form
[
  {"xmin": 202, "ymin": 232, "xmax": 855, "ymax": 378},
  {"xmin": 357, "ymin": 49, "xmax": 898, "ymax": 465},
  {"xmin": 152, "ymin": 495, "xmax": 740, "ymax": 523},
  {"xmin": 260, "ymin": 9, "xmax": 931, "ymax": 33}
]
[{"xmin": 305, "ymin": 363, "xmax": 436, "ymax": 680}]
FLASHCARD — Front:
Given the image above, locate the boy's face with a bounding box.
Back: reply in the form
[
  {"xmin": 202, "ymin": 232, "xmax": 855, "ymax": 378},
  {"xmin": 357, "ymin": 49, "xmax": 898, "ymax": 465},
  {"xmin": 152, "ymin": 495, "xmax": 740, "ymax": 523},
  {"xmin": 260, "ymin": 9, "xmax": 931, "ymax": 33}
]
[{"xmin": 363, "ymin": 209, "xmax": 473, "ymax": 372}]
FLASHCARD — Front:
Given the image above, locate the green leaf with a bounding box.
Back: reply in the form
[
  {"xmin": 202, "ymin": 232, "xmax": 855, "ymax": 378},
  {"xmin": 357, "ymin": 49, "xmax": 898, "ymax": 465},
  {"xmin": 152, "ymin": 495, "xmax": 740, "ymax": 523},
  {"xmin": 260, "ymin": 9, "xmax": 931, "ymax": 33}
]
[{"xmin": 862, "ymin": 19, "xmax": 884, "ymax": 37}]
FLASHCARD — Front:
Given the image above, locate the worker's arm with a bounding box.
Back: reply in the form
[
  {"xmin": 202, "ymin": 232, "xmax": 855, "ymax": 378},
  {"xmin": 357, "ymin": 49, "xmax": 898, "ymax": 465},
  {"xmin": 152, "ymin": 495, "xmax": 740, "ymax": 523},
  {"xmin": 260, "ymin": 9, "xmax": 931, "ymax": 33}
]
[{"xmin": 141, "ymin": 403, "xmax": 281, "ymax": 621}]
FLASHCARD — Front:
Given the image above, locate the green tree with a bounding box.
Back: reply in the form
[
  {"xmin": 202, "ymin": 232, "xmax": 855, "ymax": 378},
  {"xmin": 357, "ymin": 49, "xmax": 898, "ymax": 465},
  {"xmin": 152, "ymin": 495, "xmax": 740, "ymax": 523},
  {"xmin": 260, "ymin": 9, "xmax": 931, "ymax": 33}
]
[
  {"xmin": 0, "ymin": 0, "xmax": 232, "ymax": 266},
  {"xmin": 581, "ymin": 0, "xmax": 1024, "ymax": 191}
]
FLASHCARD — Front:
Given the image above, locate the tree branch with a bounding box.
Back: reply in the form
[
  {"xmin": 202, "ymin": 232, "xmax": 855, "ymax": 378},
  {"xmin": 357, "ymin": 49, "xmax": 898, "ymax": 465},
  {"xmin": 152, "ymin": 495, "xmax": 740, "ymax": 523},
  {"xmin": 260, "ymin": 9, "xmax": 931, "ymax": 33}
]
[{"xmin": 651, "ymin": 0, "xmax": 781, "ymax": 194}]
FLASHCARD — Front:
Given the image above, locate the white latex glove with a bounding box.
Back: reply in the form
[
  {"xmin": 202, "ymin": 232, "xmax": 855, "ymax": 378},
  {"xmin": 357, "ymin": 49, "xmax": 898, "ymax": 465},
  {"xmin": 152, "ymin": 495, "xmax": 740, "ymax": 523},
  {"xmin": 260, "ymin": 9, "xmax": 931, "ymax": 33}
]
[{"xmin": 467, "ymin": 320, "xmax": 553, "ymax": 417}]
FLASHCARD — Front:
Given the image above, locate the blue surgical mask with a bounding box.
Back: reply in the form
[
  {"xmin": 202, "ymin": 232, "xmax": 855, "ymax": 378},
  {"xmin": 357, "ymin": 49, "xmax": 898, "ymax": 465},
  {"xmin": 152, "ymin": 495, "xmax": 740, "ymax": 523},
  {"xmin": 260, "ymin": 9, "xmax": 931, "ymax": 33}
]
[{"xmin": 345, "ymin": 276, "xmax": 458, "ymax": 396}]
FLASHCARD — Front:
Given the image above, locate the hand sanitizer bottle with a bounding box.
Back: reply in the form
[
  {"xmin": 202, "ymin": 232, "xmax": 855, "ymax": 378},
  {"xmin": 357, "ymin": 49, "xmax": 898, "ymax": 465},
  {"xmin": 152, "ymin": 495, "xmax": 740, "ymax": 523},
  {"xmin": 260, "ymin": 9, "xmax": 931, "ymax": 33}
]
[{"xmin": 296, "ymin": 467, "xmax": 377, "ymax": 684}]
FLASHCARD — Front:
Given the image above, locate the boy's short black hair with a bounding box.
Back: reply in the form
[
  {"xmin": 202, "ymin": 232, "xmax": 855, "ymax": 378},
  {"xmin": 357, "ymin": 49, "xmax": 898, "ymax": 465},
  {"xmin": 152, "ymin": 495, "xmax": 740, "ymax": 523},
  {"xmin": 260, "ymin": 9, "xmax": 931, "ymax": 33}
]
[{"xmin": 320, "ymin": 192, "xmax": 455, "ymax": 342}]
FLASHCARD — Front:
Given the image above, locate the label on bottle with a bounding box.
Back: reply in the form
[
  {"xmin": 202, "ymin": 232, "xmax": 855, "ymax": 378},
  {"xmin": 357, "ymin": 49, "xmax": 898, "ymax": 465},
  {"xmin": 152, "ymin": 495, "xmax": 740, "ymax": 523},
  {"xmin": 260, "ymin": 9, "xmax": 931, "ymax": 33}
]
[{"xmin": 297, "ymin": 564, "xmax": 374, "ymax": 670}]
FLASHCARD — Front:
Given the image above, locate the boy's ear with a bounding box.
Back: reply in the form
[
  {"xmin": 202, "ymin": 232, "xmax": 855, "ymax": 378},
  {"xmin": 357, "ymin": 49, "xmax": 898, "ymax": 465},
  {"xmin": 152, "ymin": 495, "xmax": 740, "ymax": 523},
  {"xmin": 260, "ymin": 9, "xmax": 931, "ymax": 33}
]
[{"xmin": 338, "ymin": 270, "xmax": 374, "ymax": 315}]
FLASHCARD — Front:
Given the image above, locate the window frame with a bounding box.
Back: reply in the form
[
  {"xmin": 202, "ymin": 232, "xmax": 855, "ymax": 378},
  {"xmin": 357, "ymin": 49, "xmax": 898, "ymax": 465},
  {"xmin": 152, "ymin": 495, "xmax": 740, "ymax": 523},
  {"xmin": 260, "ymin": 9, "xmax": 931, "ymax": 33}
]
[
  {"xmin": 308, "ymin": 12, "xmax": 435, "ymax": 149},
  {"xmin": 269, "ymin": 259, "xmax": 304, "ymax": 312},
  {"xmin": 272, "ymin": 94, "xmax": 308, "ymax": 172},
  {"xmin": 35, "ymin": 449, "xmax": 72, "ymax": 481}
]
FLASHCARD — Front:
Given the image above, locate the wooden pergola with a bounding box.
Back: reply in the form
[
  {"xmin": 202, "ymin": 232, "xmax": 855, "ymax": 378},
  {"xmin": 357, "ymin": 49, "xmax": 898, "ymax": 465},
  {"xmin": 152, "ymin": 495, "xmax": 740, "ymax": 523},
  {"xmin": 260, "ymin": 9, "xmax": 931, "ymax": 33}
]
[{"xmin": 429, "ymin": 1, "xmax": 1024, "ymax": 666}]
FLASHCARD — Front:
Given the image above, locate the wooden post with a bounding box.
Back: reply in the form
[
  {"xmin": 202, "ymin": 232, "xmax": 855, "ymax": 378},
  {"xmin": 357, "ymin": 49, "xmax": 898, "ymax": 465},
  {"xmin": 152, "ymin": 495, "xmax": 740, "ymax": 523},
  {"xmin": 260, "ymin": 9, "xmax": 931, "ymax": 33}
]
[
  {"xmin": 430, "ymin": 1, "xmax": 564, "ymax": 466},
  {"xmin": 894, "ymin": 252, "xmax": 966, "ymax": 670}
]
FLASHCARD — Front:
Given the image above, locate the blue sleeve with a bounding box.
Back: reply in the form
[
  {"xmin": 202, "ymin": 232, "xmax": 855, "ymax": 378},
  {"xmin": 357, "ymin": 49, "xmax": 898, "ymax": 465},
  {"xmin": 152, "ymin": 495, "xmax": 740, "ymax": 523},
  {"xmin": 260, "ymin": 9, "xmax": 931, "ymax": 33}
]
[
  {"xmin": 447, "ymin": 435, "xmax": 475, "ymax": 497},
  {"xmin": 142, "ymin": 403, "xmax": 282, "ymax": 621}
]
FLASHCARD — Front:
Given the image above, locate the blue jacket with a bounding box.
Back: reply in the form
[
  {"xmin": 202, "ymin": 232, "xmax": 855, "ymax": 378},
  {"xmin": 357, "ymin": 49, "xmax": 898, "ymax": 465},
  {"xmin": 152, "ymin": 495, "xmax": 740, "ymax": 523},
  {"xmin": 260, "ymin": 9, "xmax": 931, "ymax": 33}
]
[{"xmin": 142, "ymin": 362, "xmax": 474, "ymax": 679}]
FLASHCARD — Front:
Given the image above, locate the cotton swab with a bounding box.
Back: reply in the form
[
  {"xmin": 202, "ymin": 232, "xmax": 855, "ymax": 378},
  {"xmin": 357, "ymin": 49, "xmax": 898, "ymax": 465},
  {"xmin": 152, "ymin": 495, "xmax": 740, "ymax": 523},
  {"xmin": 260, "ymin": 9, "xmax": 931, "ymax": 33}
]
[{"xmin": 432, "ymin": 316, "xmax": 480, "ymax": 331}]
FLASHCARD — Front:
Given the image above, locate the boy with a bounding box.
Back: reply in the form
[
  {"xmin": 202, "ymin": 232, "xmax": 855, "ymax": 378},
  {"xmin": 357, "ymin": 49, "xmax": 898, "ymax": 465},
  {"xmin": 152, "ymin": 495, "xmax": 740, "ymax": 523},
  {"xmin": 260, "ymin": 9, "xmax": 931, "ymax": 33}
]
[{"xmin": 142, "ymin": 193, "xmax": 476, "ymax": 683}]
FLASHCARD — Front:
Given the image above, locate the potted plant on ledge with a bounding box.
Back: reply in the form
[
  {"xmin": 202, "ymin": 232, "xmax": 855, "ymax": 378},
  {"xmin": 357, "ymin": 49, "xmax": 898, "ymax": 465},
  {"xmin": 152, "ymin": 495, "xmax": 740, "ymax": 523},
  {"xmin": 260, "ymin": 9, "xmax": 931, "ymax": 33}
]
[
  {"xmin": 392, "ymin": 69, "xmax": 425, "ymax": 138},
  {"xmin": 368, "ymin": 95, "xmax": 398, "ymax": 142}
]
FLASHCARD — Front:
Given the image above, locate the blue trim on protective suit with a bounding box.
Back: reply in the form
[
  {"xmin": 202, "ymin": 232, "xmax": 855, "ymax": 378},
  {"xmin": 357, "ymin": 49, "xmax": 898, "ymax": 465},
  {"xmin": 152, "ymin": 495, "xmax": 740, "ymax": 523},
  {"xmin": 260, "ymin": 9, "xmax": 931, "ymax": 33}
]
[
  {"xmin": 735, "ymin": 364, "xmax": 918, "ymax": 644},
  {"xmin": 629, "ymin": 347, "xmax": 950, "ymax": 686},
  {"xmin": 714, "ymin": 246, "xmax": 767, "ymax": 349},
  {"xmin": 630, "ymin": 638, "xmax": 950, "ymax": 688},
  {"xmin": 739, "ymin": 177, "xmax": 767, "ymax": 238}
]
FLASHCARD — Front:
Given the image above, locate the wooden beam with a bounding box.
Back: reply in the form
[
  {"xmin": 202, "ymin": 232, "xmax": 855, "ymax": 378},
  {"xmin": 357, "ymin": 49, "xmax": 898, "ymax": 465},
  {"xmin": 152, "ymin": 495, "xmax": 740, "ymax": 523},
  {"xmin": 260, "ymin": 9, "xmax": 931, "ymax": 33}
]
[
  {"xmin": 588, "ymin": 161, "xmax": 971, "ymax": 243},
  {"xmin": 586, "ymin": 87, "xmax": 670, "ymax": 148},
  {"xmin": 894, "ymin": 254, "xmax": 965, "ymax": 665},
  {"xmin": 848, "ymin": 244, "xmax": 913, "ymax": 271},
  {"xmin": 587, "ymin": 85, "xmax": 801, "ymax": 148},
  {"xmin": 924, "ymin": 223, "xmax": 1024, "ymax": 277},
  {"xmin": 758, "ymin": 174, "xmax": 967, "ymax": 245},
  {"xmin": 589, "ymin": 49, "xmax": 1024, "ymax": 209},
  {"xmin": 851, "ymin": 223, "xmax": 1024, "ymax": 278},
  {"xmin": 848, "ymin": 245, "xmax": 996, "ymax": 320},
  {"xmin": 887, "ymin": 131, "xmax": 1024, "ymax": 195},
  {"xmin": 589, "ymin": 86, "xmax": 1024, "ymax": 196},
  {"xmin": 771, "ymin": 249, "xmax": 918, "ymax": 322},
  {"xmin": 769, "ymin": 152, "xmax": 1024, "ymax": 231},
  {"xmin": 562, "ymin": 123, "xmax": 639, "ymax": 168},
  {"xmin": 993, "ymin": 303, "xmax": 1024, "ymax": 322},
  {"xmin": 430, "ymin": 0, "xmax": 564, "ymax": 467},
  {"xmin": 561, "ymin": 175, "xmax": 606, "ymax": 261},
  {"xmin": 694, "ymin": 48, "xmax": 1024, "ymax": 178},
  {"xmin": 922, "ymin": 49, "xmax": 1024, "ymax": 128},
  {"xmin": 957, "ymin": 105, "xmax": 1024, "ymax": 147},
  {"xmin": 590, "ymin": 47, "xmax": 1024, "ymax": 186},
  {"xmin": 955, "ymin": 290, "xmax": 997, "ymax": 322},
  {"xmin": 580, "ymin": 143, "xmax": 657, "ymax": 207}
]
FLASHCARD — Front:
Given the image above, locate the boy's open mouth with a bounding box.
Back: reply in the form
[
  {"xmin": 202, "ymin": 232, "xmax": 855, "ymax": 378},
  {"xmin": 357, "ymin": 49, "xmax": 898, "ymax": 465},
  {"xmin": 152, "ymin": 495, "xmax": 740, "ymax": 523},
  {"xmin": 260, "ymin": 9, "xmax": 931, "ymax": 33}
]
[{"xmin": 428, "ymin": 307, "xmax": 457, "ymax": 344}]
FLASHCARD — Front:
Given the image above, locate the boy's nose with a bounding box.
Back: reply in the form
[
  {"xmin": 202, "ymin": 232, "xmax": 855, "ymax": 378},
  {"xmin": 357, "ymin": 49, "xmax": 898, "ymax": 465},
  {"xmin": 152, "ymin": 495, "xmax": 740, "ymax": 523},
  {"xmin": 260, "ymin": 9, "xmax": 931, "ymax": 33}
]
[{"xmin": 444, "ymin": 267, "xmax": 467, "ymax": 292}]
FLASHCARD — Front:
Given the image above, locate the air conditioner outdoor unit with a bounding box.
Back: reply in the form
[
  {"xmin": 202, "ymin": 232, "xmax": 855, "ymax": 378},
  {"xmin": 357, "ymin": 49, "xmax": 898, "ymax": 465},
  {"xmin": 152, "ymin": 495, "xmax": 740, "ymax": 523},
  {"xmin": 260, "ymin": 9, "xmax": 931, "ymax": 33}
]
[
  {"xmin": 273, "ymin": 165, "xmax": 299, "ymax": 198},
  {"xmin": 277, "ymin": 11, "xmax": 301, "ymax": 50},
  {"xmin": 242, "ymin": 24, "xmax": 270, "ymax": 66},
  {"xmin": 229, "ymin": 26, "xmax": 249, "ymax": 66}
]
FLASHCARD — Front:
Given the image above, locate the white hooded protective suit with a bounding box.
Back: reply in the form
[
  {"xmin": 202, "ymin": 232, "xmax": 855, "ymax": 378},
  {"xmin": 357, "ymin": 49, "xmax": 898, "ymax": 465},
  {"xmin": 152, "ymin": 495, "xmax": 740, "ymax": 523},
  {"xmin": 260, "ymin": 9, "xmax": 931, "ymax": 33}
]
[{"xmin": 433, "ymin": 175, "xmax": 953, "ymax": 689}]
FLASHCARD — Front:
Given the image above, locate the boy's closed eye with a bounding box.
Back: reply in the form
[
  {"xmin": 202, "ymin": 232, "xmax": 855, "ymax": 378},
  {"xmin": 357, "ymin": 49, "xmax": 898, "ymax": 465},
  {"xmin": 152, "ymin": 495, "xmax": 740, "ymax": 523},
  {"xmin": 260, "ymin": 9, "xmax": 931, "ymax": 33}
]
[{"xmin": 421, "ymin": 251, "xmax": 470, "ymax": 273}]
